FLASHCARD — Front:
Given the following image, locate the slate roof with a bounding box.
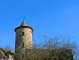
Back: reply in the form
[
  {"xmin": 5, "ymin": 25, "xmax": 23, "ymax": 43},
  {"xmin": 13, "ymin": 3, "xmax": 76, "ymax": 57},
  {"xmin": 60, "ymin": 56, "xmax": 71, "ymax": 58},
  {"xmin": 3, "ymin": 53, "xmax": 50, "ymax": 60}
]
[
  {"xmin": 20, "ymin": 20, "xmax": 27, "ymax": 26},
  {"xmin": 15, "ymin": 20, "xmax": 33, "ymax": 32},
  {"xmin": 0, "ymin": 48, "xmax": 14, "ymax": 59},
  {"xmin": 0, "ymin": 48, "xmax": 8, "ymax": 58}
]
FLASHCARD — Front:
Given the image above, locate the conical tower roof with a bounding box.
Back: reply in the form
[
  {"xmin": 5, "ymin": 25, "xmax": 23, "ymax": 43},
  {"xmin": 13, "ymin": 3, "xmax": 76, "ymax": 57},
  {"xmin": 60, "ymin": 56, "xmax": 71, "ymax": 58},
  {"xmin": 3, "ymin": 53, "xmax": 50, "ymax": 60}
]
[
  {"xmin": 15, "ymin": 18, "xmax": 33, "ymax": 32},
  {"xmin": 20, "ymin": 20, "xmax": 27, "ymax": 26}
]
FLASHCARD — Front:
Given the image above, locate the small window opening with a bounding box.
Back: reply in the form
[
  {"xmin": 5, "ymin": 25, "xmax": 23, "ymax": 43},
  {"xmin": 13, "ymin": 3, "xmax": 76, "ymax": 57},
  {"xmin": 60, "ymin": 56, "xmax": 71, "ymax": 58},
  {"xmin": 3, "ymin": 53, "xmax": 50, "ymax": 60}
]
[
  {"xmin": 22, "ymin": 42, "xmax": 24, "ymax": 48},
  {"xmin": 30, "ymin": 31, "xmax": 32, "ymax": 33},
  {"xmin": 21, "ymin": 32, "xmax": 24, "ymax": 35}
]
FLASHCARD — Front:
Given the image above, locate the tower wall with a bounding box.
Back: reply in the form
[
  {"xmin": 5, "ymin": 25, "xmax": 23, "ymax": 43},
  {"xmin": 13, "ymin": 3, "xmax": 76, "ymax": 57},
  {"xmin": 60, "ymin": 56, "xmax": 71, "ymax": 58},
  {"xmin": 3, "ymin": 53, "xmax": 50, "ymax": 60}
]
[{"xmin": 15, "ymin": 27, "xmax": 32, "ymax": 53}]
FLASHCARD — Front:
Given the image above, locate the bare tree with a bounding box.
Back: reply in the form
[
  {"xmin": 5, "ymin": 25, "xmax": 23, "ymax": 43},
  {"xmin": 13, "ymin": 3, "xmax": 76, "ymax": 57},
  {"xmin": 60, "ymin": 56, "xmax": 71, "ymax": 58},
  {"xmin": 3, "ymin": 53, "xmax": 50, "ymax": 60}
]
[
  {"xmin": 15, "ymin": 35, "xmax": 79, "ymax": 60},
  {"xmin": 3, "ymin": 45, "xmax": 12, "ymax": 52}
]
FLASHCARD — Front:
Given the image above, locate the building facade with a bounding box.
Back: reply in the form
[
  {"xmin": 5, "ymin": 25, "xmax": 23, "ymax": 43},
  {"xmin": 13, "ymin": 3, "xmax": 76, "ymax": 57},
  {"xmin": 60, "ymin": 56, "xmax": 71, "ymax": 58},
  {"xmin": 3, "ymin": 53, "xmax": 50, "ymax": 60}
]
[{"xmin": 14, "ymin": 20, "xmax": 33, "ymax": 53}]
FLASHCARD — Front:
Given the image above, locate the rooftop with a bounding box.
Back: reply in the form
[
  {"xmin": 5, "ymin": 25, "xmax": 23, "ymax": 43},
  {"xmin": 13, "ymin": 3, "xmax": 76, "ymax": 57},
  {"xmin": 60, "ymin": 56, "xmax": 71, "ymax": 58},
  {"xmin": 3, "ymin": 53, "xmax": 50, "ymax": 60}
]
[{"xmin": 20, "ymin": 20, "xmax": 27, "ymax": 26}]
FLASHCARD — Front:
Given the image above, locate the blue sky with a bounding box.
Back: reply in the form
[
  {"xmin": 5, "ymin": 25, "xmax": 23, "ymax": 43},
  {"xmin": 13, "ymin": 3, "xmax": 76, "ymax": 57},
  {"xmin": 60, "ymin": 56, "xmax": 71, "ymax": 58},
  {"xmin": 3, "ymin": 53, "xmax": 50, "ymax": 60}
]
[{"xmin": 0, "ymin": 0, "xmax": 79, "ymax": 50}]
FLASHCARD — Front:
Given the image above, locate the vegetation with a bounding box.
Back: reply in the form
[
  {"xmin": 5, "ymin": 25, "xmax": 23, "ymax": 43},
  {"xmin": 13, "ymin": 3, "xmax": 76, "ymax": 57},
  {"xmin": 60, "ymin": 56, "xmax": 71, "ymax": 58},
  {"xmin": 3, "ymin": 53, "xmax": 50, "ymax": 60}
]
[
  {"xmin": 14, "ymin": 35, "xmax": 79, "ymax": 60},
  {"xmin": 3, "ymin": 45, "xmax": 12, "ymax": 52}
]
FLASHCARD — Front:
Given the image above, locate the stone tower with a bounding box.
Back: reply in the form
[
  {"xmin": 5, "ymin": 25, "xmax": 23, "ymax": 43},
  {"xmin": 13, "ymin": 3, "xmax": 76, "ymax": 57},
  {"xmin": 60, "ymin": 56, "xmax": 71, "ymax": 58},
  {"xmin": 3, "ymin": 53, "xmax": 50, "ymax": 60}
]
[{"xmin": 14, "ymin": 20, "xmax": 33, "ymax": 53}]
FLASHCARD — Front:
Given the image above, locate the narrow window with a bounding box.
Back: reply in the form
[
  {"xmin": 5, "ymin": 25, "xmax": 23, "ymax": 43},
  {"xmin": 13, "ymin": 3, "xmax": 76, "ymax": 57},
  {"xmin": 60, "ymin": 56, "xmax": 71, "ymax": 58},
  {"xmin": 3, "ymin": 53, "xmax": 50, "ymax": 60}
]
[
  {"xmin": 21, "ymin": 32, "xmax": 24, "ymax": 35},
  {"xmin": 30, "ymin": 31, "xmax": 32, "ymax": 33},
  {"xmin": 22, "ymin": 42, "xmax": 24, "ymax": 48}
]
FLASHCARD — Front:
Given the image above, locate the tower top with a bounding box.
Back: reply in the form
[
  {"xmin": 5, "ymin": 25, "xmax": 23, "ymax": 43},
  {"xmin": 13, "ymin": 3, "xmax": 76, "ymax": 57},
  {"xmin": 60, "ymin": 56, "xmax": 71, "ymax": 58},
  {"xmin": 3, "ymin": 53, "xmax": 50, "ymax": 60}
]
[
  {"xmin": 14, "ymin": 18, "xmax": 33, "ymax": 32},
  {"xmin": 20, "ymin": 17, "xmax": 27, "ymax": 26},
  {"xmin": 20, "ymin": 20, "xmax": 27, "ymax": 26}
]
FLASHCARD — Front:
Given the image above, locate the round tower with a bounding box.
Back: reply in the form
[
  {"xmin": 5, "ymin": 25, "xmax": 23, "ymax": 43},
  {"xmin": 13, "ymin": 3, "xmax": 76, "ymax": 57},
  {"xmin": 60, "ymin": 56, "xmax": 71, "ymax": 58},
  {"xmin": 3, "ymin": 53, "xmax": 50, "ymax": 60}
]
[{"xmin": 14, "ymin": 20, "xmax": 33, "ymax": 53}]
